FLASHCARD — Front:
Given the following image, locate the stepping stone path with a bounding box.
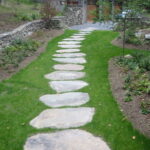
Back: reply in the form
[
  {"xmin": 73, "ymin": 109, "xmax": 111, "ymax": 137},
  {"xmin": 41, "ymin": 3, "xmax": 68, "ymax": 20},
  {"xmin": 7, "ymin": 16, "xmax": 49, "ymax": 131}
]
[
  {"xmin": 56, "ymin": 49, "xmax": 80, "ymax": 53},
  {"xmin": 45, "ymin": 71, "xmax": 85, "ymax": 80},
  {"xmin": 39, "ymin": 92, "xmax": 89, "ymax": 107},
  {"xmin": 49, "ymin": 80, "xmax": 88, "ymax": 93},
  {"xmin": 53, "ymin": 52, "xmax": 86, "ymax": 58},
  {"xmin": 53, "ymin": 57, "xmax": 86, "ymax": 64},
  {"xmin": 53, "ymin": 64, "xmax": 84, "ymax": 71},
  {"xmin": 24, "ymin": 29, "xmax": 111, "ymax": 150}
]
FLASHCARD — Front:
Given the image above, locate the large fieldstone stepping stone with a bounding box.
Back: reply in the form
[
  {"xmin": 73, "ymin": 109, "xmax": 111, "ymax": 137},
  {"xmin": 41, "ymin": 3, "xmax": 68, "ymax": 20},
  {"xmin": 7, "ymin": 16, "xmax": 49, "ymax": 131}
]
[
  {"xmin": 24, "ymin": 129, "xmax": 111, "ymax": 150},
  {"xmin": 45, "ymin": 71, "xmax": 85, "ymax": 80},
  {"xmin": 39, "ymin": 92, "xmax": 89, "ymax": 107},
  {"xmin": 58, "ymin": 41, "xmax": 81, "ymax": 45},
  {"xmin": 53, "ymin": 57, "xmax": 86, "ymax": 64},
  {"xmin": 63, "ymin": 38, "xmax": 85, "ymax": 41},
  {"xmin": 30, "ymin": 107, "xmax": 95, "ymax": 129},
  {"xmin": 71, "ymin": 35, "xmax": 85, "ymax": 38},
  {"xmin": 53, "ymin": 53, "xmax": 86, "ymax": 58},
  {"xmin": 74, "ymin": 33, "xmax": 89, "ymax": 36},
  {"xmin": 58, "ymin": 45, "xmax": 81, "ymax": 49},
  {"xmin": 53, "ymin": 64, "xmax": 84, "ymax": 71},
  {"xmin": 56, "ymin": 49, "xmax": 80, "ymax": 53},
  {"xmin": 49, "ymin": 80, "xmax": 88, "ymax": 92}
]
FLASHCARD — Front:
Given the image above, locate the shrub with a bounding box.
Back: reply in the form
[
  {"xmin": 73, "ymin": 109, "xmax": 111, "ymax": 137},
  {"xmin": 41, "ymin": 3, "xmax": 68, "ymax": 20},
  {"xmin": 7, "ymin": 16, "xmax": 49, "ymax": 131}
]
[{"xmin": 40, "ymin": 0, "xmax": 58, "ymax": 29}]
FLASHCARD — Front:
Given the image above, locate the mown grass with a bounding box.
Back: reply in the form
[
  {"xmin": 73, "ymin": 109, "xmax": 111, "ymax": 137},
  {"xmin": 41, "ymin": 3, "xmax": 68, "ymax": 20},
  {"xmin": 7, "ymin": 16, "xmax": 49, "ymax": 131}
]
[{"xmin": 0, "ymin": 30, "xmax": 150, "ymax": 150}]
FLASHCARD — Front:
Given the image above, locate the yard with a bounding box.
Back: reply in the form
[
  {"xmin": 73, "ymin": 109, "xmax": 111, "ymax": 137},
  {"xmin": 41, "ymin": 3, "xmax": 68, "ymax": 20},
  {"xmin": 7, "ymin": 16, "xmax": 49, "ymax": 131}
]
[{"xmin": 0, "ymin": 30, "xmax": 150, "ymax": 150}]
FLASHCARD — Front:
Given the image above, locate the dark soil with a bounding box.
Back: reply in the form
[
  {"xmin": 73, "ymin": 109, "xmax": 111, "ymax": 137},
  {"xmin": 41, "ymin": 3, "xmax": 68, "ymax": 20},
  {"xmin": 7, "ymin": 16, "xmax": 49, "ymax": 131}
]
[
  {"xmin": 112, "ymin": 37, "xmax": 150, "ymax": 51},
  {"xmin": 109, "ymin": 58, "xmax": 150, "ymax": 138},
  {"xmin": 0, "ymin": 29, "xmax": 64, "ymax": 81}
]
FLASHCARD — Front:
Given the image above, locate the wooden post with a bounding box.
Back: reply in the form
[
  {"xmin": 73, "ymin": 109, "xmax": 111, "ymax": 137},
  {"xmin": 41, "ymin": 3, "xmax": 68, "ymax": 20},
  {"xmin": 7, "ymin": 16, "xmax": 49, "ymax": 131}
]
[
  {"xmin": 122, "ymin": 17, "xmax": 126, "ymax": 57},
  {"xmin": 111, "ymin": 0, "xmax": 115, "ymax": 21},
  {"xmin": 99, "ymin": 0, "xmax": 103, "ymax": 21}
]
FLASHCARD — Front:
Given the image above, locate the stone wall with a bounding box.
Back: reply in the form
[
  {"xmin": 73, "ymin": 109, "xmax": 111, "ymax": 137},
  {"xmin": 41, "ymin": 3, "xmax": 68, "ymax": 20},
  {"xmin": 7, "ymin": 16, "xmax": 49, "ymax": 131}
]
[
  {"xmin": 64, "ymin": 6, "xmax": 87, "ymax": 26},
  {"xmin": 0, "ymin": 16, "xmax": 65, "ymax": 50}
]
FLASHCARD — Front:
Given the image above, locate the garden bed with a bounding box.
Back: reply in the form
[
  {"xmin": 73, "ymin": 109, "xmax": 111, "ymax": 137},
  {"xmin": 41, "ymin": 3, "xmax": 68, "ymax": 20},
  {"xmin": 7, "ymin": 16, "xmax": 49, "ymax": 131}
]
[
  {"xmin": 109, "ymin": 56, "xmax": 150, "ymax": 138},
  {"xmin": 112, "ymin": 36, "xmax": 150, "ymax": 51},
  {"xmin": 0, "ymin": 29, "xmax": 64, "ymax": 81}
]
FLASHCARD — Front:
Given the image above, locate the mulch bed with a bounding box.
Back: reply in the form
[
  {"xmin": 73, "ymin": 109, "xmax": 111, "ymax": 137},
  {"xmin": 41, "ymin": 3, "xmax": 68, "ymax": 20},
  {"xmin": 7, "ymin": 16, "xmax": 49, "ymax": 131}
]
[{"xmin": 109, "ymin": 58, "xmax": 150, "ymax": 138}]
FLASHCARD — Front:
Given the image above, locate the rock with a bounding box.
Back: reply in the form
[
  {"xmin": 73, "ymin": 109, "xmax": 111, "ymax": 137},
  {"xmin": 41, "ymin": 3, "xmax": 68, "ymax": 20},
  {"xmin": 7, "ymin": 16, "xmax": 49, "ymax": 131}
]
[
  {"xmin": 63, "ymin": 38, "xmax": 85, "ymax": 41},
  {"xmin": 124, "ymin": 54, "xmax": 133, "ymax": 59},
  {"xmin": 56, "ymin": 49, "xmax": 80, "ymax": 53},
  {"xmin": 53, "ymin": 53, "xmax": 86, "ymax": 58},
  {"xmin": 49, "ymin": 80, "xmax": 88, "ymax": 92},
  {"xmin": 53, "ymin": 57, "xmax": 86, "ymax": 64},
  {"xmin": 71, "ymin": 35, "xmax": 85, "ymax": 38},
  {"xmin": 53, "ymin": 64, "xmax": 84, "ymax": 71},
  {"xmin": 58, "ymin": 45, "xmax": 81, "ymax": 48},
  {"xmin": 24, "ymin": 129, "xmax": 111, "ymax": 150},
  {"xmin": 145, "ymin": 34, "xmax": 150, "ymax": 40},
  {"xmin": 45, "ymin": 71, "xmax": 85, "ymax": 80},
  {"xmin": 30, "ymin": 107, "xmax": 95, "ymax": 129},
  {"xmin": 39, "ymin": 92, "xmax": 89, "ymax": 107},
  {"xmin": 58, "ymin": 41, "xmax": 81, "ymax": 45}
]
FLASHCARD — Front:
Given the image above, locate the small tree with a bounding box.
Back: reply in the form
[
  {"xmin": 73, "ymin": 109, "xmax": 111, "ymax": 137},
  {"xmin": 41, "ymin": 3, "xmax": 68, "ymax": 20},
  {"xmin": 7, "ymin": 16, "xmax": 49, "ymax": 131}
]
[{"xmin": 40, "ymin": 0, "xmax": 58, "ymax": 29}]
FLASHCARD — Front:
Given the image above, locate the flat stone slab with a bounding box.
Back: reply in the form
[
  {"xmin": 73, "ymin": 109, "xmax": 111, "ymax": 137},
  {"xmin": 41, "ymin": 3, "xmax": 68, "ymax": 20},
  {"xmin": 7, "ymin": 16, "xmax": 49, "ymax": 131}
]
[
  {"xmin": 30, "ymin": 107, "xmax": 95, "ymax": 129},
  {"xmin": 24, "ymin": 129, "xmax": 111, "ymax": 150},
  {"xmin": 58, "ymin": 41, "xmax": 81, "ymax": 45},
  {"xmin": 53, "ymin": 57, "xmax": 86, "ymax": 64},
  {"xmin": 53, "ymin": 53, "xmax": 86, "ymax": 58},
  {"xmin": 58, "ymin": 45, "xmax": 81, "ymax": 48},
  {"xmin": 53, "ymin": 64, "xmax": 84, "ymax": 71},
  {"xmin": 63, "ymin": 38, "xmax": 85, "ymax": 41},
  {"xmin": 71, "ymin": 35, "xmax": 85, "ymax": 38},
  {"xmin": 39, "ymin": 92, "xmax": 89, "ymax": 107},
  {"xmin": 56, "ymin": 49, "xmax": 80, "ymax": 53},
  {"xmin": 49, "ymin": 80, "xmax": 88, "ymax": 92},
  {"xmin": 45, "ymin": 71, "xmax": 85, "ymax": 80}
]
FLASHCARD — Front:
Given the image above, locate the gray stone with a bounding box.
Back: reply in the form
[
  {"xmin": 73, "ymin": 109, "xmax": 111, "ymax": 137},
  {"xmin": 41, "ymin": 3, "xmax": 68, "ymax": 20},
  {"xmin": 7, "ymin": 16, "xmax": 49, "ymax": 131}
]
[
  {"xmin": 58, "ymin": 41, "xmax": 81, "ymax": 45},
  {"xmin": 45, "ymin": 71, "xmax": 85, "ymax": 80},
  {"xmin": 74, "ymin": 33, "xmax": 89, "ymax": 36},
  {"xmin": 63, "ymin": 38, "xmax": 85, "ymax": 41},
  {"xmin": 49, "ymin": 80, "xmax": 88, "ymax": 92},
  {"xmin": 53, "ymin": 53, "xmax": 86, "ymax": 58},
  {"xmin": 124, "ymin": 54, "xmax": 133, "ymax": 59},
  {"xmin": 56, "ymin": 49, "xmax": 80, "ymax": 53},
  {"xmin": 53, "ymin": 64, "xmax": 84, "ymax": 71},
  {"xmin": 30, "ymin": 107, "xmax": 95, "ymax": 129},
  {"xmin": 39, "ymin": 92, "xmax": 89, "ymax": 107},
  {"xmin": 53, "ymin": 57, "xmax": 86, "ymax": 64},
  {"xmin": 58, "ymin": 45, "xmax": 81, "ymax": 48},
  {"xmin": 71, "ymin": 35, "xmax": 85, "ymax": 38},
  {"xmin": 24, "ymin": 129, "xmax": 111, "ymax": 150},
  {"xmin": 145, "ymin": 34, "xmax": 150, "ymax": 40}
]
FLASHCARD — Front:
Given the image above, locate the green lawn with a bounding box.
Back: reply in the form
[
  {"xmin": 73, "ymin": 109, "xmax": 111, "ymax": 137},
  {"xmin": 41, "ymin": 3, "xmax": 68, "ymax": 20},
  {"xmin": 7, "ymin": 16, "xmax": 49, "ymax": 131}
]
[{"xmin": 0, "ymin": 30, "xmax": 150, "ymax": 150}]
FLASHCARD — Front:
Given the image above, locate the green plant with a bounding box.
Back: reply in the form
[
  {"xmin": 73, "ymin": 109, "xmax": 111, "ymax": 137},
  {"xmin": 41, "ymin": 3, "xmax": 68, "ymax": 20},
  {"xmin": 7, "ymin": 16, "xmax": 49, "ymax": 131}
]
[
  {"xmin": 141, "ymin": 101, "xmax": 150, "ymax": 115},
  {"xmin": 0, "ymin": 39, "xmax": 39, "ymax": 69}
]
